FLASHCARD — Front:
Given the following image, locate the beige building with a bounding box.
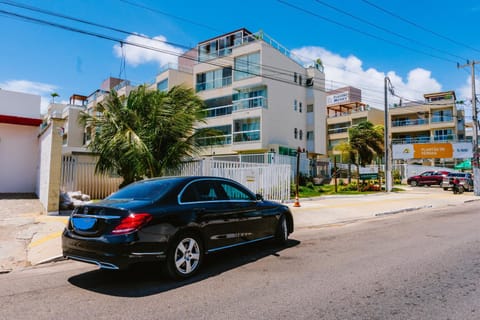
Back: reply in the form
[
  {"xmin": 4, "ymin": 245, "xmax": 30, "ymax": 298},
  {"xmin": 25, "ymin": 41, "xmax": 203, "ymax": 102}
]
[
  {"xmin": 389, "ymin": 90, "xmax": 466, "ymax": 166},
  {"xmin": 389, "ymin": 91, "xmax": 465, "ymax": 145},
  {"xmin": 325, "ymin": 87, "xmax": 384, "ymax": 154},
  {"xmin": 154, "ymin": 28, "xmax": 327, "ymax": 160}
]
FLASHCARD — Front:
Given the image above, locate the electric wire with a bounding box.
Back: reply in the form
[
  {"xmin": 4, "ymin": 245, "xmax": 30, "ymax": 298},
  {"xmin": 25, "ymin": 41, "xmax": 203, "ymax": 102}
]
[
  {"xmin": 313, "ymin": 0, "xmax": 467, "ymax": 62},
  {"xmin": 0, "ymin": 2, "xmax": 465, "ymax": 109},
  {"xmin": 277, "ymin": 0, "xmax": 458, "ymax": 64},
  {"xmin": 360, "ymin": 0, "xmax": 480, "ymax": 55}
]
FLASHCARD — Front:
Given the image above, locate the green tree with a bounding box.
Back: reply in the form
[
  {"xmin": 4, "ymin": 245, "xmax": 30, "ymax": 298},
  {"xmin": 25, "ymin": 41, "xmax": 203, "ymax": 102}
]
[
  {"xmin": 348, "ymin": 121, "xmax": 384, "ymax": 167},
  {"xmin": 81, "ymin": 85, "xmax": 207, "ymax": 187}
]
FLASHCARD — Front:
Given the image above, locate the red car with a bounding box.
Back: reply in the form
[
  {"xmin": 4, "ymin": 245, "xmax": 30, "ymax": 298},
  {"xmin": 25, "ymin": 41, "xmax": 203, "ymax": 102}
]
[{"xmin": 407, "ymin": 170, "xmax": 450, "ymax": 187}]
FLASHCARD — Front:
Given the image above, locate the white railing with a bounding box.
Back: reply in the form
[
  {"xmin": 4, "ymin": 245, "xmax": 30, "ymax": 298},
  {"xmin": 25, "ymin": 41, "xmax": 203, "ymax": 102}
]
[{"xmin": 168, "ymin": 158, "xmax": 291, "ymax": 202}]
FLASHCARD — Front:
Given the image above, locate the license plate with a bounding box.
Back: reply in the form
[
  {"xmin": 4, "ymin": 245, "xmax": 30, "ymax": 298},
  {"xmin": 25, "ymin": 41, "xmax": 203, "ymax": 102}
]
[{"xmin": 72, "ymin": 217, "xmax": 97, "ymax": 231}]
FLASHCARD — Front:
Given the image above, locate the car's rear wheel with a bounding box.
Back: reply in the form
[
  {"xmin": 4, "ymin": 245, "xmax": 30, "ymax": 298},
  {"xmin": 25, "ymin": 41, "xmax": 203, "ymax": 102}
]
[
  {"xmin": 443, "ymin": 187, "xmax": 449, "ymax": 191},
  {"xmin": 166, "ymin": 232, "xmax": 203, "ymax": 279},
  {"xmin": 410, "ymin": 180, "xmax": 418, "ymax": 187},
  {"xmin": 275, "ymin": 215, "xmax": 289, "ymax": 245}
]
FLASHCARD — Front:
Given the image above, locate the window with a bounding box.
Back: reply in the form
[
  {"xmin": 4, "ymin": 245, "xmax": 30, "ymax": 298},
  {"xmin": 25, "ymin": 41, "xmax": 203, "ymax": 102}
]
[
  {"xmin": 196, "ymin": 67, "xmax": 232, "ymax": 92},
  {"xmin": 299, "ymin": 75, "xmax": 302, "ymax": 85},
  {"xmin": 299, "ymin": 102, "xmax": 303, "ymax": 113},
  {"xmin": 294, "ymin": 99, "xmax": 297, "ymax": 111},
  {"xmin": 234, "ymin": 52, "xmax": 260, "ymax": 81},
  {"xmin": 233, "ymin": 117, "xmax": 260, "ymax": 142},
  {"xmin": 307, "ymin": 104, "xmax": 314, "ymax": 113},
  {"xmin": 294, "ymin": 72, "xmax": 298, "ymax": 83},
  {"xmin": 157, "ymin": 79, "xmax": 168, "ymax": 92},
  {"xmin": 219, "ymin": 182, "xmax": 254, "ymax": 201},
  {"xmin": 299, "ymin": 130, "xmax": 303, "ymax": 140},
  {"xmin": 307, "ymin": 131, "xmax": 314, "ymax": 140},
  {"xmin": 294, "ymin": 128, "xmax": 298, "ymax": 139},
  {"xmin": 181, "ymin": 181, "xmax": 224, "ymax": 203},
  {"xmin": 232, "ymin": 87, "xmax": 267, "ymax": 111},
  {"xmin": 196, "ymin": 125, "xmax": 232, "ymax": 146}
]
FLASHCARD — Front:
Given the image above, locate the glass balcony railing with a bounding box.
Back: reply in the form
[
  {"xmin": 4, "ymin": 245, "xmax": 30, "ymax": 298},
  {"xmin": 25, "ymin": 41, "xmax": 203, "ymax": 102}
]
[
  {"xmin": 431, "ymin": 116, "xmax": 454, "ymax": 123},
  {"xmin": 196, "ymin": 77, "xmax": 232, "ymax": 92},
  {"xmin": 233, "ymin": 130, "xmax": 260, "ymax": 142},
  {"xmin": 197, "ymin": 135, "xmax": 232, "ymax": 146},
  {"xmin": 328, "ymin": 127, "xmax": 349, "ymax": 134},
  {"xmin": 391, "ymin": 118, "xmax": 428, "ymax": 127},
  {"xmin": 204, "ymin": 104, "xmax": 233, "ymax": 118},
  {"xmin": 232, "ymin": 96, "xmax": 266, "ymax": 112}
]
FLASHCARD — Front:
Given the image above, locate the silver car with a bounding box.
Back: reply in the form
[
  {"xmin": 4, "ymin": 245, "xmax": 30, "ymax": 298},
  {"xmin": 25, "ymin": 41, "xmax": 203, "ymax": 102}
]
[{"xmin": 441, "ymin": 172, "xmax": 474, "ymax": 192}]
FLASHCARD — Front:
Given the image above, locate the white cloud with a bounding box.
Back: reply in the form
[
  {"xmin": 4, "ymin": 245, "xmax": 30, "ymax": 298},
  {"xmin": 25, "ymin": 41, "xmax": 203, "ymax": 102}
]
[
  {"xmin": 291, "ymin": 46, "xmax": 442, "ymax": 108},
  {"xmin": 114, "ymin": 34, "xmax": 184, "ymax": 67},
  {"xmin": 0, "ymin": 79, "xmax": 57, "ymax": 114}
]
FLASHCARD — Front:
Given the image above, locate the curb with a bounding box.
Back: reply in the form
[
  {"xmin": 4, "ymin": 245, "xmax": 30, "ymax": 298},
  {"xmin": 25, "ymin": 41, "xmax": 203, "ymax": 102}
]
[{"xmin": 33, "ymin": 255, "xmax": 66, "ymax": 266}]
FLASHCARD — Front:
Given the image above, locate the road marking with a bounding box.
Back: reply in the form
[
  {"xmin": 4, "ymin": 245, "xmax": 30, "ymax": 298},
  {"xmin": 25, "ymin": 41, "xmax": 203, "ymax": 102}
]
[{"xmin": 28, "ymin": 231, "xmax": 62, "ymax": 248}]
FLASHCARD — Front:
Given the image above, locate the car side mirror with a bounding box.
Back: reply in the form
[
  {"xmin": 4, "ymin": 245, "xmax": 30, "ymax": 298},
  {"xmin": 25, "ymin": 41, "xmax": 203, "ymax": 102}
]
[{"xmin": 255, "ymin": 194, "xmax": 264, "ymax": 201}]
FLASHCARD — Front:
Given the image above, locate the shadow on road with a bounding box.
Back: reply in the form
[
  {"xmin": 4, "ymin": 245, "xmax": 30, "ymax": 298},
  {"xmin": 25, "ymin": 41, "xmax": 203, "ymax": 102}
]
[{"xmin": 67, "ymin": 239, "xmax": 300, "ymax": 297}]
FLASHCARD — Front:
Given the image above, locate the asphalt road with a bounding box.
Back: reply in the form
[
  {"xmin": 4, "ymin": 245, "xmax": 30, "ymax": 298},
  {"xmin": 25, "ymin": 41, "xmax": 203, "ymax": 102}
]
[{"xmin": 1, "ymin": 201, "xmax": 479, "ymax": 320}]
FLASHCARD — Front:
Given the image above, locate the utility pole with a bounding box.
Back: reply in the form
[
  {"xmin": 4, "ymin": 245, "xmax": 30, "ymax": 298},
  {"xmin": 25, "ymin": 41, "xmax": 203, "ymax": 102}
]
[
  {"xmin": 458, "ymin": 61, "xmax": 480, "ymax": 196},
  {"xmin": 384, "ymin": 77, "xmax": 394, "ymax": 192}
]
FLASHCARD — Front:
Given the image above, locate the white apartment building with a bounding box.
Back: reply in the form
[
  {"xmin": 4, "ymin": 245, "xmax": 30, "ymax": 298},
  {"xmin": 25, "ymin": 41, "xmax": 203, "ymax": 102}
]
[{"xmin": 156, "ymin": 28, "xmax": 327, "ymax": 159}]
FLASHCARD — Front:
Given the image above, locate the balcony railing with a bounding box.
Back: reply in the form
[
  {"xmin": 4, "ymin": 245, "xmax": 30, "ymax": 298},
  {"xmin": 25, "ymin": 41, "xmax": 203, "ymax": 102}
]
[
  {"xmin": 391, "ymin": 118, "xmax": 428, "ymax": 127},
  {"xmin": 233, "ymin": 96, "xmax": 267, "ymax": 112},
  {"xmin": 233, "ymin": 130, "xmax": 260, "ymax": 142},
  {"xmin": 391, "ymin": 136, "xmax": 464, "ymax": 144},
  {"xmin": 197, "ymin": 135, "xmax": 232, "ymax": 146},
  {"xmin": 196, "ymin": 77, "xmax": 232, "ymax": 92},
  {"xmin": 204, "ymin": 104, "xmax": 233, "ymax": 118},
  {"xmin": 328, "ymin": 127, "xmax": 349, "ymax": 134}
]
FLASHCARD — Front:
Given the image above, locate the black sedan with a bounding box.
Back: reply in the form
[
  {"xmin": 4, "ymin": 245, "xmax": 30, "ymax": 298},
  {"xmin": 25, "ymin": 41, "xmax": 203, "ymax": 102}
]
[{"xmin": 62, "ymin": 176, "xmax": 294, "ymax": 279}]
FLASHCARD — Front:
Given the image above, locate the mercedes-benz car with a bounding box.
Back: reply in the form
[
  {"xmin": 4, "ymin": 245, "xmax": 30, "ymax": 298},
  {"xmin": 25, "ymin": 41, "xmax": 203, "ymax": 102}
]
[{"xmin": 62, "ymin": 176, "xmax": 294, "ymax": 279}]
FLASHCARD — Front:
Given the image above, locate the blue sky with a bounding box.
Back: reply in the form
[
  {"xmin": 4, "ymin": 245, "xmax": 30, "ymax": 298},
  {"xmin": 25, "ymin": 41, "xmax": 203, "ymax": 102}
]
[{"xmin": 1, "ymin": 0, "xmax": 480, "ymax": 117}]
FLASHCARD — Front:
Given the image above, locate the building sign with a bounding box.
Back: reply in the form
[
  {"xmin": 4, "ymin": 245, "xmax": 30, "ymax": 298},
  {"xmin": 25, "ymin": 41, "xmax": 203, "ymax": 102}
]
[
  {"xmin": 326, "ymin": 91, "xmax": 349, "ymax": 105},
  {"xmin": 392, "ymin": 143, "xmax": 473, "ymax": 160}
]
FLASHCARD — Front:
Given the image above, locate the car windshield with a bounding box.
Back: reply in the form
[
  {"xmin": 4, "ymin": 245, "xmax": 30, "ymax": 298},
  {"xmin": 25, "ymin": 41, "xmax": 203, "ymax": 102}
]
[{"xmin": 107, "ymin": 180, "xmax": 172, "ymax": 201}]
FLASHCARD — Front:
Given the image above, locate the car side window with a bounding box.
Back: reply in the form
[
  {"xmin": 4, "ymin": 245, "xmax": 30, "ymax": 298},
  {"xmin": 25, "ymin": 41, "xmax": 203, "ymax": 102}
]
[
  {"xmin": 181, "ymin": 181, "xmax": 221, "ymax": 203},
  {"xmin": 219, "ymin": 182, "xmax": 254, "ymax": 201}
]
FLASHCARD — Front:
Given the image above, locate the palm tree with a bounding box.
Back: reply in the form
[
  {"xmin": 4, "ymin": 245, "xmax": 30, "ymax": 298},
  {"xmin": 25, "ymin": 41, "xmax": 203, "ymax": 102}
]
[
  {"xmin": 348, "ymin": 121, "xmax": 384, "ymax": 188},
  {"xmin": 50, "ymin": 92, "xmax": 59, "ymax": 103},
  {"xmin": 80, "ymin": 85, "xmax": 207, "ymax": 187},
  {"xmin": 348, "ymin": 121, "xmax": 384, "ymax": 167}
]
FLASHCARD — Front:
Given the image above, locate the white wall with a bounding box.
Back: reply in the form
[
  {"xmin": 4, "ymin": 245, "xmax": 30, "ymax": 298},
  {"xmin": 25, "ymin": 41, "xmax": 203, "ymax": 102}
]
[
  {"xmin": 0, "ymin": 89, "xmax": 41, "ymax": 119},
  {"xmin": 0, "ymin": 123, "xmax": 39, "ymax": 192}
]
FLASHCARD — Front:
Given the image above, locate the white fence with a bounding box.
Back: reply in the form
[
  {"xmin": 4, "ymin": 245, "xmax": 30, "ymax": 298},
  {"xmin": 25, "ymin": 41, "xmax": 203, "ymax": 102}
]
[
  {"xmin": 61, "ymin": 156, "xmax": 291, "ymax": 201},
  {"xmin": 61, "ymin": 156, "xmax": 123, "ymax": 199},
  {"xmin": 168, "ymin": 158, "xmax": 291, "ymax": 202}
]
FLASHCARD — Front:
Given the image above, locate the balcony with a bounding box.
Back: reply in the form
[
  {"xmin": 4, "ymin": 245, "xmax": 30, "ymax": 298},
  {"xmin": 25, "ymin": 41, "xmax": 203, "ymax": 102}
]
[
  {"xmin": 233, "ymin": 130, "xmax": 260, "ymax": 143},
  {"xmin": 233, "ymin": 96, "xmax": 267, "ymax": 112},
  {"xmin": 204, "ymin": 104, "xmax": 233, "ymax": 118},
  {"xmin": 196, "ymin": 77, "xmax": 232, "ymax": 92},
  {"xmin": 391, "ymin": 118, "xmax": 428, "ymax": 127}
]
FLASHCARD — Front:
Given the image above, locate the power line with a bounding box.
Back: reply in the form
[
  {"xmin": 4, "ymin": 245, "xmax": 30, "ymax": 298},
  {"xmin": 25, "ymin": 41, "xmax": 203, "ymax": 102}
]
[
  {"xmin": 360, "ymin": 0, "xmax": 480, "ymax": 55},
  {"xmin": 276, "ymin": 0, "xmax": 458, "ymax": 64},
  {"xmin": 313, "ymin": 0, "xmax": 467, "ymax": 62},
  {"xmin": 0, "ymin": 2, "xmax": 453, "ymax": 109}
]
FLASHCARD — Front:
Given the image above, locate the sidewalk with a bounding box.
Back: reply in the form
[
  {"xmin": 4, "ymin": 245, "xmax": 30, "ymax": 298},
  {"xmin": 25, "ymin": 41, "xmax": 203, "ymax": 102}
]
[{"xmin": 1, "ymin": 187, "xmax": 478, "ymax": 273}]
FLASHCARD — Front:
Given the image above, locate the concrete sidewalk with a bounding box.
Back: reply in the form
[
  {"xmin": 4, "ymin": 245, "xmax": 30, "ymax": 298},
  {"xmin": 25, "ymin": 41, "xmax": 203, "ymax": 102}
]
[{"xmin": 1, "ymin": 186, "xmax": 478, "ymax": 273}]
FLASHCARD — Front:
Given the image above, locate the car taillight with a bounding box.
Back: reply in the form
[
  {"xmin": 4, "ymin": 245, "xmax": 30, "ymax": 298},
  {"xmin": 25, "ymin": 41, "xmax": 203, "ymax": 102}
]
[{"xmin": 111, "ymin": 213, "xmax": 153, "ymax": 235}]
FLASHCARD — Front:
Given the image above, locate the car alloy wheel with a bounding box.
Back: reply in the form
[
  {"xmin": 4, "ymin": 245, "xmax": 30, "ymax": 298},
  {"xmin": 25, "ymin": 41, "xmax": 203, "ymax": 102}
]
[
  {"xmin": 410, "ymin": 181, "xmax": 418, "ymax": 187},
  {"xmin": 167, "ymin": 233, "xmax": 203, "ymax": 279},
  {"xmin": 275, "ymin": 215, "xmax": 289, "ymax": 245}
]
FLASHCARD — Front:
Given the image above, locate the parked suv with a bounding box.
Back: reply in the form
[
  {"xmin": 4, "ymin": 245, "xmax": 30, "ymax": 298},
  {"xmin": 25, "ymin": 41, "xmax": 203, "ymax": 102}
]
[
  {"xmin": 407, "ymin": 170, "xmax": 450, "ymax": 187},
  {"xmin": 441, "ymin": 172, "xmax": 474, "ymax": 192}
]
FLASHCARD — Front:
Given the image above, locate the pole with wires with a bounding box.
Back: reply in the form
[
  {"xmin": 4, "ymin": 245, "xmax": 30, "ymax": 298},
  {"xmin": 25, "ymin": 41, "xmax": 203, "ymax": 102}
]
[
  {"xmin": 384, "ymin": 77, "xmax": 394, "ymax": 192},
  {"xmin": 458, "ymin": 61, "xmax": 480, "ymax": 196}
]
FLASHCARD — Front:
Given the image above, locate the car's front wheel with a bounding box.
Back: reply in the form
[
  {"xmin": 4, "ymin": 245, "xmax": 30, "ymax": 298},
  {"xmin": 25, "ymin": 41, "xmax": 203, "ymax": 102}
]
[
  {"xmin": 275, "ymin": 215, "xmax": 289, "ymax": 245},
  {"xmin": 410, "ymin": 180, "xmax": 418, "ymax": 187},
  {"xmin": 166, "ymin": 232, "xmax": 203, "ymax": 279}
]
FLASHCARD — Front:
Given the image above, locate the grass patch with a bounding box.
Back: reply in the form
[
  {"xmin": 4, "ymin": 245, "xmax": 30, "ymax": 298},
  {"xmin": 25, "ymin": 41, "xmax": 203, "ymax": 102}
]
[{"xmin": 293, "ymin": 184, "xmax": 405, "ymax": 198}]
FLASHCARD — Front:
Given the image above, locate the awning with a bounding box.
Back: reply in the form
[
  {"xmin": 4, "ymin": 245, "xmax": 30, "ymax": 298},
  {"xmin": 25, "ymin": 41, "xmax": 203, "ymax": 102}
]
[{"xmin": 454, "ymin": 159, "xmax": 472, "ymax": 170}]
